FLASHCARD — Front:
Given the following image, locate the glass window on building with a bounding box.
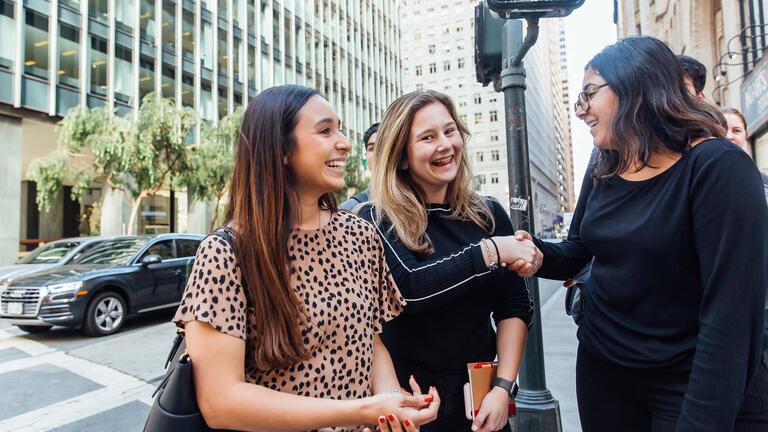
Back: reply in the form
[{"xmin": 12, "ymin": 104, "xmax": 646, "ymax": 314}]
[
  {"xmin": 161, "ymin": 65, "xmax": 175, "ymax": 100},
  {"xmin": 114, "ymin": 45, "xmax": 134, "ymax": 104},
  {"xmin": 58, "ymin": 23, "xmax": 80, "ymax": 88},
  {"xmin": 89, "ymin": 0, "xmax": 108, "ymax": 23},
  {"xmin": 90, "ymin": 35, "xmax": 108, "ymax": 96},
  {"xmin": 218, "ymin": 28, "xmax": 228, "ymax": 73},
  {"xmin": 115, "ymin": 0, "xmax": 135, "ymax": 32},
  {"xmin": 139, "ymin": 56, "xmax": 154, "ymax": 102},
  {"xmin": 233, "ymin": 0, "xmax": 242, "ymax": 27},
  {"xmin": 182, "ymin": 10, "xmax": 194, "ymax": 62},
  {"xmin": 248, "ymin": 2, "xmax": 255, "ymax": 37},
  {"xmin": 61, "ymin": 0, "xmax": 80, "ymax": 11},
  {"xmin": 162, "ymin": 0, "xmax": 175, "ymax": 52},
  {"xmin": 181, "ymin": 73, "xmax": 193, "ymax": 108},
  {"xmin": 138, "ymin": 193, "xmax": 175, "ymax": 235},
  {"xmin": 24, "ymin": 10, "xmax": 49, "ymax": 80},
  {"xmin": 218, "ymin": 86, "xmax": 228, "ymax": 118},
  {"xmin": 273, "ymin": 61, "xmax": 282, "ymax": 86},
  {"xmin": 248, "ymin": 44, "xmax": 256, "ymax": 90},
  {"xmin": 261, "ymin": 50, "xmax": 269, "ymax": 89},
  {"xmin": 0, "ymin": 1, "xmax": 16, "ymax": 71},
  {"xmin": 233, "ymin": 37, "xmax": 242, "ymax": 83},
  {"xmin": 272, "ymin": 10, "xmax": 279, "ymax": 51},
  {"xmin": 202, "ymin": 20, "xmax": 213, "ymax": 68},
  {"xmin": 140, "ymin": 0, "xmax": 155, "ymax": 43},
  {"xmin": 284, "ymin": 16, "xmax": 293, "ymax": 62},
  {"xmin": 218, "ymin": 0, "xmax": 228, "ymax": 20},
  {"xmin": 200, "ymin": 81, "xmax": 212, "ymax": 120}
]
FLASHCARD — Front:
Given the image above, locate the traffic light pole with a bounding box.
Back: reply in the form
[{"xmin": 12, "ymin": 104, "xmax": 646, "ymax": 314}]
[{"xmin": 499, "ymin": 17, "xmax": 563, "ymax": 432}]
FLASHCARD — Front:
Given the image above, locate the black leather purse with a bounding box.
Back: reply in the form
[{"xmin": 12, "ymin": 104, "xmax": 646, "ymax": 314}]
[
  {"xmin": 564, "ymin": 264, "xmax": 590, "ymax": 326},
  {"xmin": 144, "ymin": 228, "xmax": 236, "ymax": 432},
  {"xmin": 143, "ymin": 331, "xmax": 225, "ymax": 432}
]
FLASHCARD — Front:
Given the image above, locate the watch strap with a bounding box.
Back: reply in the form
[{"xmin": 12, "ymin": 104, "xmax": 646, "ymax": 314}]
[{"xmin": 492, "ymin": 377, "xmax": 519, "ymax": 398}]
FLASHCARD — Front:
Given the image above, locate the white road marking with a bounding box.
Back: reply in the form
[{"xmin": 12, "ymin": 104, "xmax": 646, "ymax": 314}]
[
  {"xmin": 0, "ymin": 383, "xmax": 155, "ymax": 432},
  {"xmin": 0, "ymin": 331, "xmax": 160, "ymax": 431}
]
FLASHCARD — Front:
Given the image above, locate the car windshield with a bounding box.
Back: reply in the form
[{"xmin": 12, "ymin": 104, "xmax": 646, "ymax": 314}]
[
  {"xmin": 70, "ymin": 238, "xmax": 149, "ymax": 265},
  {"xmin": 17, "ymin": 241, "xmax": 83, "ymax": 264}
]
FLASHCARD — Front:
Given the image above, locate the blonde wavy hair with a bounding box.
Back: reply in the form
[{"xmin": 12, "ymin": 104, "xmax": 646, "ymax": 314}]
[{"xmin": 370, "ymin": 90, "xmax": 494, "ymax": 253}]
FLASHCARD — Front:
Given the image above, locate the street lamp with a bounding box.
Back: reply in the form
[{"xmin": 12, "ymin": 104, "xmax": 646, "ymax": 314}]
[
  {"xmin": 475, "ymin": 1, "xmax": 584, "ymax": 431},
  {"xmin": 487, "ymin": 0, "xmax": 584, "ymax": 18}
]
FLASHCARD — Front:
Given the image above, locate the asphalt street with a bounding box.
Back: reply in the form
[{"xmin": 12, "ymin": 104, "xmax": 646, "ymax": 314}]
[{"xmin": 0, "ymin": 278, "xmax": 568, "ymax": 432}]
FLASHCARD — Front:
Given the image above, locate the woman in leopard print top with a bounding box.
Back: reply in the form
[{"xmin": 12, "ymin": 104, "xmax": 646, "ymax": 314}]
[{"xmin": 173, "ymin": 85, "xmax": 439, "ymax": 431}]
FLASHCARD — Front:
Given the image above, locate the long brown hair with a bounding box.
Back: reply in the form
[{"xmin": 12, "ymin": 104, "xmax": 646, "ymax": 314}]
[
  {"xmin": 370, "ymin": 90, "xmax": 494, "ymax": 253},
  {"xmin": 224, "ymin": 85, "xmax": 335, "ymax": 369},
  {"xmin": 586, "ymin": 37, "xmax": 726, "ymax": 178}
]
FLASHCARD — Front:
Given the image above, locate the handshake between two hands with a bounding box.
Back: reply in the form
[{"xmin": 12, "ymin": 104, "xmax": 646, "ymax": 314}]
[{"xmin": 495, "ymin": 230, "xmax": 543, "ymax": 278}]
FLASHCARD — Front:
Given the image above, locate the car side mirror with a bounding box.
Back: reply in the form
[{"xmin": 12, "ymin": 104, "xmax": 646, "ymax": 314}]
[{"xmin": 141, "ymin": 255, "xmax": 162, "ymax": 266}]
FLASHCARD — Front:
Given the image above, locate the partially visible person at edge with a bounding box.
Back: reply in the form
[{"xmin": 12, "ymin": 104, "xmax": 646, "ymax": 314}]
[
  {"xmin": 722, "ymin": 107, "xmax": 768, "ymax": 202},
  {"xmin": 357, "ymin": 90, "xmax": 537, "ymax": 432},
  {"xmin": 172, "ymin": 85, "xmax": 439, "ymax": 432},
  {"xmin": 678, "ymin": 54, "xmax": 707, "ymax": 100},
  {"xmin": 519, "ymin": 37, "xmax": 768, "ymax": 431},
  {"xmin": 340, "ymin": 122, "xmax": 379, "ymax": 211}
]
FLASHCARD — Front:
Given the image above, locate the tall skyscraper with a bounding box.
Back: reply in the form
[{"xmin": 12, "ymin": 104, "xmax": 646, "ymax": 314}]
[
  {"xmin": 399, "ymin": 0, "xmax": 574, "ymax": 236},
  {"xmin": 0, "ymin": 0, "xmax": 402, "ymax": 264}
]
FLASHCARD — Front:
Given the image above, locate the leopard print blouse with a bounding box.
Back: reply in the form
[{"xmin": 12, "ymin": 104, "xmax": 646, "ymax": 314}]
[{"xmin": 173, "ymin": 211, "xmax": 405, "ymax": 432}]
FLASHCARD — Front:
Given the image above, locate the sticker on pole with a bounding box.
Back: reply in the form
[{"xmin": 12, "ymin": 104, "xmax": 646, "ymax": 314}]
[{"xmin": 509, "ymin": 197, "xmax": 528, "ymax": 211}]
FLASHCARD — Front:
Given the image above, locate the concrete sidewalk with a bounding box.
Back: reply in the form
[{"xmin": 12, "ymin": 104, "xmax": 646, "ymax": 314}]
[{"xmin": 540, "ymin": 287, "xmax": 581, "ymax": 432}]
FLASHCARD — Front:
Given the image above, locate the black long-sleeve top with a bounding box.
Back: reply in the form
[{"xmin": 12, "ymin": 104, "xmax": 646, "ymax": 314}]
[
  {"xmin": 534, "ymin": 138, "xmax": 768, "ymax": 431},
  {"xmin": 359, "ymin": 199, "xmax": 533, "ymax": 376}
]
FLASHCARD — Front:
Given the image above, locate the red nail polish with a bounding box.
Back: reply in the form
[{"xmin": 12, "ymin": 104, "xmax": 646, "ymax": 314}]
[
  {"xmin": 378, "ymin": 416, "xmax": 386, "ymax": 423},
  {"xmin": 404, "ymin": 419, "xmax": 412, "ymax": 427},
  {"xmin": 424, "ymin": 395, "xmax": 433, "ymax": 403},
  {"xmin": 388, "ymin": 414, "xmax": 396, "ymax": 422}
]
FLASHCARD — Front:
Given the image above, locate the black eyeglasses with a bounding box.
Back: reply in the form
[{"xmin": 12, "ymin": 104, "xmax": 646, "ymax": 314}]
[{"xmin": 574, "ymin": 83, "xmax": 609, "ymax": 113}]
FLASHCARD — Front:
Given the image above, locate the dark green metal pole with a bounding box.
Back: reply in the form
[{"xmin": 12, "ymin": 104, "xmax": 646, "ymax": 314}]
[{"xmin": 499, "ymin": 17, "xmax": 563, "ymax": 432}]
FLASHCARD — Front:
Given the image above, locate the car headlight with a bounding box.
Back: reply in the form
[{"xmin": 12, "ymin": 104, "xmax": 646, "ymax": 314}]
[{"xmin": 46, "ymin": 281, "xmax": 85, "ymax": 299}]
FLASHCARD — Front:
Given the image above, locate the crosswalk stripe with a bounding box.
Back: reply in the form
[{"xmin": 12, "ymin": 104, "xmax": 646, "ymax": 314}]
[{"xmin": 0, "ymin": 383, "xmax": 154, "ymax": 431}]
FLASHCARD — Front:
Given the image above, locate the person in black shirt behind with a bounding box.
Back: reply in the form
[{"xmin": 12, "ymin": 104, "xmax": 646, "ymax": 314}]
[
  {"xmin": 341, "ymin": 122, "xmax": 379, "ymax": 210},
  {"xmin": 359, "ymin": 90, "xmax": 537, "ymax": 432},
  {"xmin": 517, "ymin": 36, "xmax": 768, "ymax": 431}
]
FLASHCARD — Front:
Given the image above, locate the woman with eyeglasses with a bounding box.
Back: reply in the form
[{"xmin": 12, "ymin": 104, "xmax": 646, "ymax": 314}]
[{"xmin": 517, "ymin": 37, "xmax": 768, "ymax": 431}]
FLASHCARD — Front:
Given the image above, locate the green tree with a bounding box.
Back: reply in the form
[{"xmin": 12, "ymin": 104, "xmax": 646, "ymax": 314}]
[
  {"xmin": 178, "ymin": 107, "xmax": 243, "ymax": 231},
  {"xmin": 335, "ymin": 140, "xmax": 369, "ymax": 204},
  {"xmin": 27, "ymin": 93, "xmax": 197, "ymax": 235}
]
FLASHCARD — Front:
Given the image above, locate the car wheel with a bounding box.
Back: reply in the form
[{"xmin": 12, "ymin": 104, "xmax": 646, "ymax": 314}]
[
  {"xmin": 16, "ymin": 325, "xmax": 52, "ymax": 334},
  {"xmin": 84, "ymin": 292, "xmax": 126, "ymax": 337}
]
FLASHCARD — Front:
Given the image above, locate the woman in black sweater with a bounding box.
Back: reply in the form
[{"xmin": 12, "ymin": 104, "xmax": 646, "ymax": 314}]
[
  {"xmin": 359, "ymin": 90, "xmax": 537, "ymax": 431},
  {"xmin": 521, "ymin": 37, "xmax": 768, "ymax": 431}
]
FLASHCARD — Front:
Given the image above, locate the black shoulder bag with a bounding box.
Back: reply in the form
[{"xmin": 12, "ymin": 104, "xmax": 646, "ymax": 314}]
[
  {"xmin": 563, "ymin": 150, "xmax": 599, "ymax": 326},
  {"xmin": 143, "ymin": 228, "xmax": 236, "ymax": 432}
]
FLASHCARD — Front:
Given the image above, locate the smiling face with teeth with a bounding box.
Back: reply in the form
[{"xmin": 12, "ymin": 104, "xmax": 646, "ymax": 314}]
[
  {"xmin": 576, "ymin": 68, "xmax": 619, "ymax": 150},
  {"xmin": 288, "ymin": 95, "xmax": 351, "ymax": 200},
  {"xmin": 403, "ymin": 102, "xmax": 464, "ymax": 203}
]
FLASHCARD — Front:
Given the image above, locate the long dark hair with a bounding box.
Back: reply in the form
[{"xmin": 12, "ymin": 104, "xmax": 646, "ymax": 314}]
[
  {"xmin": 224, "ymin": 85, "xmax": 335, "ymax": 369},
  {"xmin": 586, "ymin": 36, "xmax": 726, "ymax": 178}
]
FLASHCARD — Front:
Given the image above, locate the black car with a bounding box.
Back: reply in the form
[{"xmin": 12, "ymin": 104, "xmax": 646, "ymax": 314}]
[{"xmin": 0, "ymin": 233, "xmax": 203, "ymax": 336}]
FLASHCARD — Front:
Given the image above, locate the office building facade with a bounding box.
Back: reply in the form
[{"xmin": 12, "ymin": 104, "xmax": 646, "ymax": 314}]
[
  {"xmin": 399, "ymin": 0, "xmax": 575, "ymax": 236},
  {"xmin": 0, "ymin": 0, "xmax": 402, "ymax": 264}
]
